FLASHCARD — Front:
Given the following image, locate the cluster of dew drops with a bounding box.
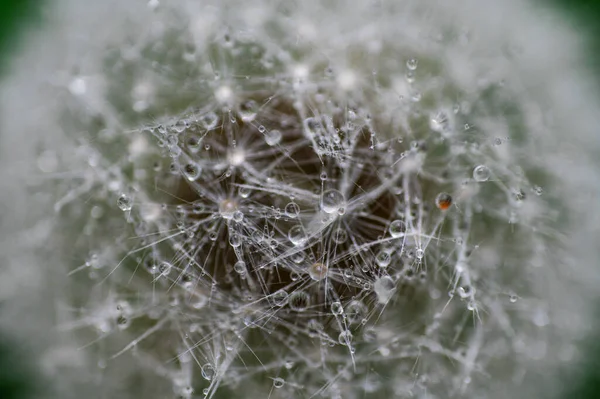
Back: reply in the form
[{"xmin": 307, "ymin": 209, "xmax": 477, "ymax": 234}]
[{"xmin": 66, "ymin": 52, "xmax": 547, "ymax": 397}]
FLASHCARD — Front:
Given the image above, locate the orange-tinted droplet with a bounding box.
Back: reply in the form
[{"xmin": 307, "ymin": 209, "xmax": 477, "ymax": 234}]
[{"xmin": 435, "ymin": 192, "xmax": 452, "ymax": 210}]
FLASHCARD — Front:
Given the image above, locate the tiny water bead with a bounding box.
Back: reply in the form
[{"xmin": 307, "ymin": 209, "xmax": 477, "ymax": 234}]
[
  {"xmin": 473, "ymin": 165, "xmax": 490, "ymax": 182},
  {"xmin": 435, "ymin": 192, "xmax": 452, "ymax": 210},
  {"xmin": 321, "ymin": 189, "xmax": 345, "ymax": 214},
  {"xmin": 309, "ymin": 262, "xmax": 328, "ymax": 281},
  {"xmin": 345, "ymin": 300, "xmax": 367, "ymax": 325},
  {"xmin": 288, "ymin": 225, "xmax": 307, "ymax": 246},
  {"xmin": 288, "ymin": 291, "xmax": 310, "ymax": 311},
  {"xmin": 272, "ymin": 289, "xmax": 289, "ymax": 306},
  {"xmin": 389, "ymin": 220, "xmax": 406, "ymax": 238},
  {"xmin": 264, "ymin": 129, "xmax": 282, "ymax": 146},
  {"xmin": 285, "ymin": 202, "xmax": 300, "ymax": 218},
  {"xmin": 158, "ymin": 262, "xmax": 172, "ymax": 276},
  {"xmin": 375, "ymin": 250, "xmax": 392, "ymax": 268},
  {"xmin": 415, "ymin": 248, "xmax": 424, "ymax": 259},
  {"xmin": 200, "ymin": 112, "xmax": 219, "ymax": 130},
  {"xmin": 201, "ymin": 363, "xmax": 216, "ymax": 381},
  {"xmin": 332, "ymin": 228, "xmax": 348, "ymax": 244},
  {"xmin": 338, "ymin": 330, "xmax": 353, "ymax": 346},
  {"xmin": 331, "ymin": 301, "xmax": 343, "ymax": 315},
  {"xmin": 229, "ymin": 233, "xmax": 242, "ymax": 248},
  {"xmin": 239, "ymin": 100, "xmax": 259, "ymax": 122},
  {"xmin": 219, "ymin": 198, "xmax": 238, "ymax": 219},
  {"xmin": 117, "ymin": 194, "xmax": 133, "ymax": 211},
  {"xmin": 374, "ymin": 276, "xmax": 395, "ymax": 304},
  {"xmin": 273, "ymin": 378, "xmax": 285, "ymax": 388},
  {"xmin": 182, "ymin": 163, "xmax": 201, "ymax": 181},
  {"xmin": 406, "ymin": 58, "xmax": 418, "ymax": 70},
  {"xmin": 233, "ymin": 261, "xmax": 246, "ymax": 274}
]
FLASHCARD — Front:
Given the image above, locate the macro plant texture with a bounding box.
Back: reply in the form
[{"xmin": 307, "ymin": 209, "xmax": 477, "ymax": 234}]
[{"xmin": 1, "ymin": 0, "xmax": 600, "ymax": 398}]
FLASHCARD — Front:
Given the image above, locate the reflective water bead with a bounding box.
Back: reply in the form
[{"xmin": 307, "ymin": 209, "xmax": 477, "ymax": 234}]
[
  {"xmin": 219, "ymin": 199, "xmax": 238, "ymax": 219},
  {"xmin": 435, "ymin": 192, "xmax": 452, "ymax": 210},
  {"xmin": 338, "ymin": 330, "xmax": 353, "ymax": 346},
  {"xmin": 200, "ymin": 112, "xmax": 218, "ymax": 130},
  {"xmin": 239, "ymin": 186, "xmax": 251, "ymax": 198},
  {"xmin": 473, "ymin": 165, "xmax": 490, "ymax": 182},
  {"xmin": 406, "ymin": 58, "xmax": 418, "ymax": 70},
  {"xmin": 265, "ymin": 129, "xmax": 282, "ymax": 146},
  {"xmin": 272, "ymin": 289, "xmax": 289, "ymax": 306},
  {"xmin": 239, "ymin": 100, "xmax": 258, "ymax": 122},
  {"xmin": 331, "ymin": 301, "xmax": 343, "ymax": 315},
  {"xmin": 288, "ymin": 291, "xmax": 310, "ymax": 312},
  {"xmin": 345, "ymin": 300, "xmax": 367, "ymax": 325},
  {"xmin": 182, "ymin": 163, "xmax": 201, "ymax": 181},
  {"xmin": 389, "ymin": 220, "xmax": 406, "ymax": 238},
  {"xmin": 158, "ymin": 262, "xmax": 172, "ymax": 276},
  {"xmin": 117, "ymin": 194, "xmax": 132, "ymax": 211},
  {"xmin": 233, "ymin": 210, "xmax": 244, "ymax": 222},
  {"xmin": 374, "ymin": 276, "xmax": 395, "ymax": 304},
  {"xmin": 332, "ymin": 228, "xmax": 348, "ymax": 244},
  {"xmin": 288, "ymin": 225, "xmax": 307, "ymax": 246},
  {"xmin": 201, "ymin": 363, "xmax": 215, "ymax": 380},
  {"xmin": 285, "ymin": 202, "xmax": 300, "ymax": 218},
  {"xmin": 375, "ymin": 251, "xmax": 392, "ymax": 268},
  {"xmin": 415, "ymin": 248, "xmax": 424, "ymax": 259},
  {"xmin": 309, "ymin": 262, "xmax": 328, "ymax": 281},
  {"xmin": 229, "ymin": 234, "xmax": 242, "ymax": 248},
  {"xmin": 273, "ymin": 378, "xmax": 285, "ymax": 388},
  {"xmin": 321, "ymin": 189, "xmax": 345, "ymax": 214}
]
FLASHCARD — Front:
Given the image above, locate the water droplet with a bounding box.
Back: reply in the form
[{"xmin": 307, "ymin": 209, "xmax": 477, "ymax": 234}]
[
  {"xmin": 117, "ymin": 194, "xmax": 133, "ymax": 211},
  {"xmin": 288, "ymin": 290, "xmax": 310, "ymax": 312},
  {"xmin": 389, "ymin": 220, "xmax": 406, "ymax": 238},
  {"xmin": 375, "ymin": 251, "xmax": 391, "ymax": 268},
  {"xmin": 158, "ymin": 262, "xmax": 172, "ymax": 276},
  {"xmin": 457, "ymin": 285, "xmax": 472, "ymax": 298},
  {"xmin": 285, "ymin": 202, "xmax": 300, "ymax": 218},
  {"xmin": 338, "ymin": 330, "xmax": 353, "ymax": 346},
  {"xmin": 233, "ymin": 210, "xmax": 244, "ymax": 222},
  {"xmin": 332, "ymin": 228, "xmax": 348, "ymax": 244},
  {"xmin": 239, "ymin": 100, "xmax": 258, "ymax": 122},
  {"xmin": 288, "ymin": 225, "xmax": 307, "ymax": 246},
  {"xmin": 219, "ymin": 199, "xmax": 238, "ymax": 219},
  {"xmin": 201, "ymin": 363, "xmax": 215, "ymax": 380},
  {"xmin": 473, "ymin": 165, "xmax": 490, "ymax": 182},
  {"xmin": 415, "ymin": 248, "xmax": 424, "ymax": 259},
  {"xmin": 509, "ymin": 295, "xmax": 518, "ymax": 303},
  {"xmin": 331, "ymin": 301, "xmax": 343, "ymax": 315},
  {"xmin": 183, "ymin": 163, "xmax": 201, "ymax": 181},
  {"xmin": 239, "ymin": 187, "xmax": 251, "ymax": 199},
  {"xmin": 229, "ymin": 234, "xmax": 242, "ymax": 248},
  {"xmin": 374, "ymin": 276, "xmax": 395, "ymax": 304},
  {"xmin": 258, "ymin": 125, "xmax": 266, "ymax": 133},
  {"xmin": 406, "ymin": 58, "xmax": 418, "ymax": 70},
  {"xmin": 273, "ymin": 377, "xmax": 285, "ymax": 388},
  {"xmin": 435, "ymin": 192, "xmax": 452, "ymax": 210},
  {"xmin": 513, "ymin": 188, "xmax": 526, "ymax": 202},
  {"xmin": 320, "ymin": 171, "xmax": 328, "ymax": 181},
  {"xmin": 304, "ymin": 117, "xmax": 323, "ymax": 136},
  {"xmin": 345, "ymin": 300, "xmax": 367, "ymax": 325},
  {"xmin": 265, "ymin": 129, "xmax": 282, "ymax": 146},
  {"xmin": 116, "ymin": 315, "xmax": 130, "ymax": 330},
  {"xmin": 272, "ymin": 289, "xmax": 289, "ymax": 306},
  {"xmin": 321, "ymin": 189, "xmax": 345, "ymax": 214},
  {"xmin": 309, "ymin": 262, "xmax": 328, "ymax": 281},
  {"xmin": 201, "ymin": 112, "xmax": 218, "ymax": 130},
  {"xmin": 533, "ymin": 186, "xmax": 543, "ymax": 196}
]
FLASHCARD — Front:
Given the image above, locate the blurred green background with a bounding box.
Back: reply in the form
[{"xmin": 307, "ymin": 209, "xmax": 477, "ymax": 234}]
[{"xmin": 0, "ymin": 0, "xmax": 599, "ymax": 398}]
